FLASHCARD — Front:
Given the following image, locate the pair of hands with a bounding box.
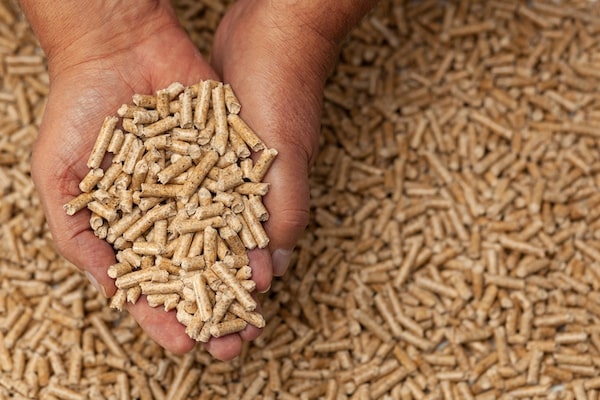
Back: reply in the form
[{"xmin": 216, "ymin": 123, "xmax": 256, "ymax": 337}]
[{"xmin": 26, "ymin": 0, "xmax": 375, "ymax": 359}]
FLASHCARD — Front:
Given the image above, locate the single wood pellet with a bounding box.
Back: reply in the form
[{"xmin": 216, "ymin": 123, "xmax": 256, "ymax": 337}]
[{"xmin": 4, "ymin": 0, "xmax": 600, "ymax": 398}]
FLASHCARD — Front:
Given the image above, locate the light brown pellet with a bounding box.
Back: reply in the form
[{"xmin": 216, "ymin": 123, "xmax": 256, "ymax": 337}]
[
  {"xmin": 0, "ymin": 331, "xmax": 12, "ymax": 372},
  {"xmin": 223, "ymin": 83, "xmax": 241, "ymax": 114},
  {"xmin": 142, "ymin": 114, "xmax": 180, "ymax": 138},
  {"xmin": 227, "ymin": 113, "xmax": 265, "ymax": 152},
  {"xmin": 194, "ymin": 80, "xmax": 213, "ymax": 129},
  {"xmin": 122, "ymin": 203, "xmax": 176, "ymax": 242},
  {"xmin": 211, "ymin": 261, "xmax": 256, "ymax": 311},
  {"xmin": 78, "ymin": 168, "xmax": 104, "ymax": 193},
  {"xmin": 114, "ymin": 268, "xmax": 168, "ymax": 290},
  {"xmin": 46, "ymin": 382, "xmax": 86, "ymax": 400},
  {"xmin": 63, "ymin": 192, "xmax": 94, "ymax": 216},
  {"xmin": 211, "ymin": 83, "xmax": 229, "ymax": 156},
  {"xmin": 4, "ymin": 308, "xmax": 32, "ymax": 349},
  {"xmin": 87, "ymin": 116, "xmax": 118, "ymax": 168},
  {"xmin": 157, "ymin": 155, "xmax": 193, "ymax": 184},
  {"xmin": 248, "ymin": 148, "xmax": 278, "ymax": 183},
  {"xmin": 209, "ymin": 318, "xmax": 247, "ymax": 338},
  {"xmin": 180, "ymin": 149, "xmax": 219, "ymax": 199},
  {"xmin": 179, "ymin": 87, "xmax": 193, "ymax": 129},
  {"xmin": 241, "ymin": 196, "xmax": 269, "ymax": 248}
]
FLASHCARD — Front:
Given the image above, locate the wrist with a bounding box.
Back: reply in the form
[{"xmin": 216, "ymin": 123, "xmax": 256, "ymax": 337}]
[
  {"xmin": 19, "ymin": 0, "xmax": 178, "ymax": 76},
  {"xmin": 259, "ymin": 0, "xmax": 378, "ymax": 44},
  {"xmin": 237, "ymin": 0, "xmax": 378, "ymax": 79}
]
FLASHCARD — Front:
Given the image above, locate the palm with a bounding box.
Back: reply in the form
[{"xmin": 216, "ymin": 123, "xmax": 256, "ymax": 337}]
[{"xmin": 32, "ymin": 25, "xmax": 217, "ymax": 354}]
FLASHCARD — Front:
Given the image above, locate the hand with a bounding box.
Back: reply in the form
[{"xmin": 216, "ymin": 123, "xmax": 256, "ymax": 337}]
[
  {"xmin": 30, "ymin": 3, "xmax": 218, "ymax": 355},
  {"xmin": 208, "ymin": 1, "xmax": 330, "ymax": 360},
  {"xmin": 208, "ymin": 0, "xmax": 378, "ymax": 359}
]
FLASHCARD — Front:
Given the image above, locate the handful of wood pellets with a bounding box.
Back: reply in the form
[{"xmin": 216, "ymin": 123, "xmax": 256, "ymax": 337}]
[{"xmin": 64, "ymin": 81, "xmax": 277, "ymax": 342}]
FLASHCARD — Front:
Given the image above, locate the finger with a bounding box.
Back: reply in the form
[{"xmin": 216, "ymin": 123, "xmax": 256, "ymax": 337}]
[
  {"xmin": 247, "ymin": 248, "xmax": 272, "ymax": 292},
  {"xmin": 238, "ymin": 297, "xmax": 263, "ymax": 341},
  {"xmin": 48, "ymin": 206, "xmax": 117, "ymax": 296},
  {"xmin": 239, "ymin": 324, "xmax": 262, "ymax": 342},
  {"xmin": 126, "ymin": 297, "xmax": 196, "ymax": 355},
  {"xmin": 203, "ymin": 295, "xmax": 263, "ymax": 360},
  {"xmin": 56, "ymin": 210, "xmax": 117, "ymax": 296},
  {"xmin": 205, "ymin": 333, "xmax": 242, "ymax": 361}
]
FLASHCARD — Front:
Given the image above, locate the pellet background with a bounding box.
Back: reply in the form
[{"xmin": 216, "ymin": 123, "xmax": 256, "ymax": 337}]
[{"xmin": 2, "ymin": 0, "xmax": 600, "ymax": 398}]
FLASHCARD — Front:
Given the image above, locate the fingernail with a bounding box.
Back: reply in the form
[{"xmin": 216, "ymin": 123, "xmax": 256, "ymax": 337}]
[
  {"xmin": 85, "ymin": 271, "xmax": 107, "ymax": 297},
  {"xmin": 258, "ymin": 283, "xmax": 271, "ymax": 294},
  {"xmin": 272, "ymin": 248, "xmax": 293, "ymax": 276}
]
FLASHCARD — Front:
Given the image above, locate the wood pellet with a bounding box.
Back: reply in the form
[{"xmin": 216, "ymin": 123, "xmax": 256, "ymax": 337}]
[{"xmin": 5, "ymin": 0, "xmax": 600, "ymax": 398}]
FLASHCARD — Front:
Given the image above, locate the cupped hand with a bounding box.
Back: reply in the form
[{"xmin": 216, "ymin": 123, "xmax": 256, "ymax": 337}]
[
  {"xmin": 30, "ymin": 5, "xmax": 221, "ymax": 356},
  {"xmin": 208, "ymin": 1, "xmax": 347, "ymax": 358}
]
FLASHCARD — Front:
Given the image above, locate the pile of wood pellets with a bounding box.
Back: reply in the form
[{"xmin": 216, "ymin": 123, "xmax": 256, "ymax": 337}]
[
  {"xmin": 65, "ymin": 79, "xmax": 275, "ymax": 343},
  {"xmin": 4, "ymin": 0, "xmax": 600, "ymax": 398}
]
